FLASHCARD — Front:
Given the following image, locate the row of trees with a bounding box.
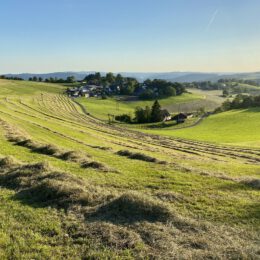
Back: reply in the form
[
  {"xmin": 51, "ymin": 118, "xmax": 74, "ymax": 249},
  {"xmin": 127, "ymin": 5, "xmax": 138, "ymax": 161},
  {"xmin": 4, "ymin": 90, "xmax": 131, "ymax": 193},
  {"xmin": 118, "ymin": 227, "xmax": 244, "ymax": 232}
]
[
  {"xmin": 187, "ymin": 79, "xmax": 260, "ymax": 92},
  {"xmin": 218, "ymin": 78, "xmax": 260, "ymax": 86},
  {"xmin": 29, "ymin": 76, "xmax": 76, "ymax": 83},
  {"xmin": 216, "ymin": 94, "xmax": 260, "ymax": 112},
  {"xmin": 186, "ymin": 81, "xmax": 222, "ymax": 90},
  {"xmin": 115, "ymin": 100, "xmax": 169, "ymax": 124},
  {"xmin": 0, "ymin": 75, "xmax": 23, "ymax": 80}
]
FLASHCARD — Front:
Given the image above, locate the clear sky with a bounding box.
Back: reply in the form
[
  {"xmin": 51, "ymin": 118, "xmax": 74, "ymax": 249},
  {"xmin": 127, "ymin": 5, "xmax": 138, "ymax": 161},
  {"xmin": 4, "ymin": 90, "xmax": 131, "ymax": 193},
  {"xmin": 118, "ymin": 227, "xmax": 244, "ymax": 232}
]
[{"xmin": 1, "ymin": 0, "xmax": 260, "ymax": 73}]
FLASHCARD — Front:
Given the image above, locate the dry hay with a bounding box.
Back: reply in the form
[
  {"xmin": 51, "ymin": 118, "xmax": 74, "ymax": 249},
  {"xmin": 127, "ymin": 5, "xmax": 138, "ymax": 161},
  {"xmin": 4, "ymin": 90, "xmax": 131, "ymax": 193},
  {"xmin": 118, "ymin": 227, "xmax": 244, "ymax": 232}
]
[
  {"xmin": 0, "ymin": 157, "xmax": 259, "ymax": 259},
  {"xmin": 116, "ymin": 150, "xmax": 166, "ymax": 164}
]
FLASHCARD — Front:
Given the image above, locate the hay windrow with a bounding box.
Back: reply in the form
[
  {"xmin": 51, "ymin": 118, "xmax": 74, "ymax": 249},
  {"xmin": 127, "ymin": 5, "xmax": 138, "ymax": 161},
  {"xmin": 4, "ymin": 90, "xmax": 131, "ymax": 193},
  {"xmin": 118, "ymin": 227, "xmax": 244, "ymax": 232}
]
[
  {"xmin": 89, "ymin": 192, "xmax": 173, "ymax": 223},
  {"xmin": 116, "ymin": 150, "xmax": 166, "ymax": 164},
  {"xmin": 81, "ymin": 160, "xmax": 110, "ymax": 172},
  {"xmin": 0, "ymin": 156, "xmax": 20, "ymax": 168},
  {"xmin": 0, "ymin": 159, "xmax": 108, "ymax": 209}
]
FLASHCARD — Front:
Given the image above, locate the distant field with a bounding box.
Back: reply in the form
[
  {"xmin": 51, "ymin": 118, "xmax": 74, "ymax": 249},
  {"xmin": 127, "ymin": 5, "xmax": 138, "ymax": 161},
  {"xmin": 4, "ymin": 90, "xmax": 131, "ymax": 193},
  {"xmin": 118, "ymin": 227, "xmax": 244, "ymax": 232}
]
[
  {"xmin": 143, "ymin": 108, "xmax": 260, "ymax": 147},
  {"xmin": 77, "ymin": 93, "xmax": 204, "ymax": 120}
]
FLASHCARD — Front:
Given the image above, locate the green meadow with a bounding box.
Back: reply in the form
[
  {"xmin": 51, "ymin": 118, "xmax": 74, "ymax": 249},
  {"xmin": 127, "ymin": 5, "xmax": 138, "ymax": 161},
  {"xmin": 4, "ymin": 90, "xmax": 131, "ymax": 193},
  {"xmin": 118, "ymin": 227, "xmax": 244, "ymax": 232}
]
[
  {"xmin": 77, "ymin": 92, "xmax": 203, "ymax": 120},
  {"xmin": 142, "ymin": 108, "xmax": 260, "ymax": 147},
  {"xmin": 0, "ymin": 79, "xmax": 259, "ymax": 259}
]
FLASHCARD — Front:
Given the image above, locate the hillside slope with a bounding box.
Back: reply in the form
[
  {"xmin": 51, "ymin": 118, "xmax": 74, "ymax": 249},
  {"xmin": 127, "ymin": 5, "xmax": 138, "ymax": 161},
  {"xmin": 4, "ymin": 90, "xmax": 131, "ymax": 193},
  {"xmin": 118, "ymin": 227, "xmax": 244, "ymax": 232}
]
[
  {"xmin": 0, "ymin": 80, "xmax": 259, "ymax": 259},
  {"xmin": 144, "ymin": 108, "xmax": 260, "ymax": 147}
]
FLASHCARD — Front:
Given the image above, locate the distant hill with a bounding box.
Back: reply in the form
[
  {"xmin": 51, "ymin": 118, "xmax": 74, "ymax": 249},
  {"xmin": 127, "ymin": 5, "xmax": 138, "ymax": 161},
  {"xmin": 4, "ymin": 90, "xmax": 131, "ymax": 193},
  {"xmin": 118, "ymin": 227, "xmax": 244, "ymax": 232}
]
[
  {"xmin": 3, "ymin": 72, "xmax": 94, "ymax": 81},
  {"xmin": 3, "ymin": 71, "xmax": 260, "ymax": 83}
]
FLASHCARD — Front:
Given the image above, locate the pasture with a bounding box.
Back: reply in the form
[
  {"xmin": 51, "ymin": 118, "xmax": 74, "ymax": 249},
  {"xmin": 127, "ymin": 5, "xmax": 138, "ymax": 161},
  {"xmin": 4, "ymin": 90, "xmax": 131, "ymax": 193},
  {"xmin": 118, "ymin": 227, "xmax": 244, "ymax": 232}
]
[
  {"xmin": 77, "ymin": 92, "xmax": 204, "ymax": 120},
  {"xmin": 0, "ymin": 80, "xmax": 259, "ymax": 259},
  {"xmin": 143, "ymin": 108, "xmax": 260, "ymax": 147}
]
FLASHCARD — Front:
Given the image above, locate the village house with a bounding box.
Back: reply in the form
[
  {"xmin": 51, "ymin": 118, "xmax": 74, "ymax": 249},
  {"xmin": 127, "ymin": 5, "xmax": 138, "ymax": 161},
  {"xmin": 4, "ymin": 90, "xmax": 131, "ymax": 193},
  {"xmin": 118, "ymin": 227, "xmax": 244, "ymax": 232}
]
[
  {"xmin": 66, "ymin": 88, "xmax": 80, "ymax": 97},
  {"xmin": 172, "ymin": 113, "xmax": 188, "ymax": 123},
  {"xmin": 161, "ymin": 109, "xmax": 171, "ymax": 122}
]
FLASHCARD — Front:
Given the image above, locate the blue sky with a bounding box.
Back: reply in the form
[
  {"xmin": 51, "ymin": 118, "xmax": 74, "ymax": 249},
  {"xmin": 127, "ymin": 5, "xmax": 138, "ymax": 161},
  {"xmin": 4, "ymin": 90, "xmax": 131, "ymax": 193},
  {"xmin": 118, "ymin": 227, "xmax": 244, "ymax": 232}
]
[{"xmin": 1, "ymin": 0, "xmax": 260, "ymax": 73}]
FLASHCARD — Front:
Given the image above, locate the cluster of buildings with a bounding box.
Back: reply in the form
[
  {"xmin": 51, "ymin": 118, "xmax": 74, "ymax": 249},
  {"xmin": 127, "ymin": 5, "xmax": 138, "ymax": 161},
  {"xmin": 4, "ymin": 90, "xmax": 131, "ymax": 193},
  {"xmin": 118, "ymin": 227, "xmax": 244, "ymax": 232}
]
[
  {"xmin": 66, "ymin": 84, "xmax": 148, "ymax": 98},
  {"xmin": 66, "ymin": 85, "xmax": 106, "ymax": 98}
]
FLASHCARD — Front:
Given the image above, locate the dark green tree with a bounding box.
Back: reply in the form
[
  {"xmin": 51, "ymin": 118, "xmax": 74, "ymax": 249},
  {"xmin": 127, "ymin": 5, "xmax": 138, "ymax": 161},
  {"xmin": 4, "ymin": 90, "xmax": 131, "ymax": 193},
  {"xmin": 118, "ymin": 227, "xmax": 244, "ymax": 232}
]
[
  {"xmin": 151, "ymin": 100, "xmax": 162, "ymax": 122},
  {"xmin": 66, "ymin": 76, "xmax": 76, "ymax": 83},
  {"xmin": 106, "ymin": 72, "xmax": 115, "ymax": 84}
]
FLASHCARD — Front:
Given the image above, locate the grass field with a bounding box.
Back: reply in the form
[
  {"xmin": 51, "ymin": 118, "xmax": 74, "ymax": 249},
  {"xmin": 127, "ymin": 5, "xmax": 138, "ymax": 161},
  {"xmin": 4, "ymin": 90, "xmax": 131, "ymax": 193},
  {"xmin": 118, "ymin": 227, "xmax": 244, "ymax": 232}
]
[
  {"xmin": 142, "ymin": 108, "xmax": 260, "ymax": 147},
  {"xmin": 0, "ymin": 79, "xmax": 259, "ymax": 259},
  {"xmin": 77, "ymin": 92, "xmax": 204, "ymax": 120}
]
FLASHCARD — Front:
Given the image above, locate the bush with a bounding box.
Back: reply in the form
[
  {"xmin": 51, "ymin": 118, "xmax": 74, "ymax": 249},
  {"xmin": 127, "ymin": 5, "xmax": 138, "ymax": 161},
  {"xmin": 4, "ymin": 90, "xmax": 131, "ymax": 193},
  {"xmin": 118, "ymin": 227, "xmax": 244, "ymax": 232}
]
[{"xmin": 115, "ymin": 114, "xmax": 132, "ymax": 123}]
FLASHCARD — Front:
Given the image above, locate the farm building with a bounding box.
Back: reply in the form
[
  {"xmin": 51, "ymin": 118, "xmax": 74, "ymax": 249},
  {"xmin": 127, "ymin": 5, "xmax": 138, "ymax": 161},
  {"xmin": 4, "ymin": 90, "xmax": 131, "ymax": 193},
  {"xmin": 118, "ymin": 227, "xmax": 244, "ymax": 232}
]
[
  {"xmin": 161, "ymin": 109, "xmax": 171, "ymax": 121},
  {"xmin": 172, "ymin": 113, "xmax": 188, "ymax": 123}
]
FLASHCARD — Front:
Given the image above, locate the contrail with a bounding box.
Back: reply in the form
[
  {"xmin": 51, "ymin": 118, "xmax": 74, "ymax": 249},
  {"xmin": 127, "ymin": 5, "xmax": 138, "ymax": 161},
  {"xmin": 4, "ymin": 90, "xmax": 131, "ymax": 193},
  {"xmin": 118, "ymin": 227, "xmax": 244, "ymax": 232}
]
[{"xmin": 206, "ymin": 9, "xmax": 219, "ymax": 31}]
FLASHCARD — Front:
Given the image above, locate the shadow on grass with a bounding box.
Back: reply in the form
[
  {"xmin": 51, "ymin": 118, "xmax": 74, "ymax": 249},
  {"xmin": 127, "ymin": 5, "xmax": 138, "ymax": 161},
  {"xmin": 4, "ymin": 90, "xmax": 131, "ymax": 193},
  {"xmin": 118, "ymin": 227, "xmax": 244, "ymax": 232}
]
[{"xmin": 219, "ymin": 180, "xmax": 260, "ymax": 191}]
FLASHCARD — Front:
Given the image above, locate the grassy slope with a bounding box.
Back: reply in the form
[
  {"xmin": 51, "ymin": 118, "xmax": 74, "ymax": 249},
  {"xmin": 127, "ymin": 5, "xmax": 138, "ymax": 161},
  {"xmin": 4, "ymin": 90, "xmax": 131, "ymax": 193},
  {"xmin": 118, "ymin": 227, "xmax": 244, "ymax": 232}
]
[
  {"xmin": 0, "ymin": 80, "xmax": 259, "ymax": 259},
  {"xmin": 143, "ymin": 108, "xmax": 260, "ymax": 147},
  {"xmin": 77, "ymin": 93, "xmax": 203, "ymax": 120},
  {"xmin": 0, "ymin": 79, "xmax": 64, "ymax": 96}
]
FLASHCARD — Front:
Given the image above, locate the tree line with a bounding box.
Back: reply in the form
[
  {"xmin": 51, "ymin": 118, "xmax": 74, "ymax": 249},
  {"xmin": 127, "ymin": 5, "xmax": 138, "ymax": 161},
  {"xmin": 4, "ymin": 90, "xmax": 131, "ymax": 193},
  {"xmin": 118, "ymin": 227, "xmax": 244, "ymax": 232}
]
[
  {"xmin": 115, "ymin": 100, "xmax": 170, "ymax": 124},
  {"xmin": 83, "ymin": 72, "xmax": 186, "ymax": 99},
  {"xmin": 29, "ymin": 76, "xmax": 76, "ymax": 83},
  {"xmin": 215, "ymin": 94, "xmax": 260, "ymax": 113},
  {"xmin": 0, "ymin": 75, "xmax": 24, "ymax": 80}
]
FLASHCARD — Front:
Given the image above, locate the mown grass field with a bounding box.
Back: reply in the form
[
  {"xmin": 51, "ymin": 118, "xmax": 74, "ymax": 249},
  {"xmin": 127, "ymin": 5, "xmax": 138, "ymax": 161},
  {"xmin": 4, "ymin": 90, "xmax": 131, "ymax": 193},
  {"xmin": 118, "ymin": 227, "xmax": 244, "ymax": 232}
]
[{"xmin": 0, "ymin": 79, "xmax": 259, "ymax": 259}]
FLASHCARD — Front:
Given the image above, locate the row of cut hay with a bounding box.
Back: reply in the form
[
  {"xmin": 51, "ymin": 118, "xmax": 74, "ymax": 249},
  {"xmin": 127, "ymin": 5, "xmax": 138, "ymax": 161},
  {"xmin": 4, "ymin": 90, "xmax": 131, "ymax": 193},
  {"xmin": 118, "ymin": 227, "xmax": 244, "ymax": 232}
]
[
  {"xmin": 13, "ymin": 137, "xmax": 111, "ymax": 172},
  {"xmin": 0, "ymin": 157, "xmax": 173, "ymax": 223},
  {"xmin": 0, "ymin": 156, "xmax": 259, "ymax": 259},
  {"xmin": 116, "ymin": 150, "xmax": 167, "ymax": 164},
  {"xmin": 0, "ymin": 157, "xmax": 108, "ymax": 209},
  {"xmin": 0, "ymin": 119, "xmax": 111, "ymax": 172}
]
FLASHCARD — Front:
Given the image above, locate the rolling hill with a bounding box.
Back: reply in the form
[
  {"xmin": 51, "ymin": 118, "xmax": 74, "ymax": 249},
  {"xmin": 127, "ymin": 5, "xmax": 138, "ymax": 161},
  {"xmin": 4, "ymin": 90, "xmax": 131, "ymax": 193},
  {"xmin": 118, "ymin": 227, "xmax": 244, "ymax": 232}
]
[
  {"xmin": 142, "ymin": 108, "xmax": 260, "ymax": 147},
  {"xmin": 0, "ymin": 79, "xmax": 259, "ymax": 259},
  {"xmin": 4, "ymin": 71, "xmax": 260, "ymax": 82}
]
